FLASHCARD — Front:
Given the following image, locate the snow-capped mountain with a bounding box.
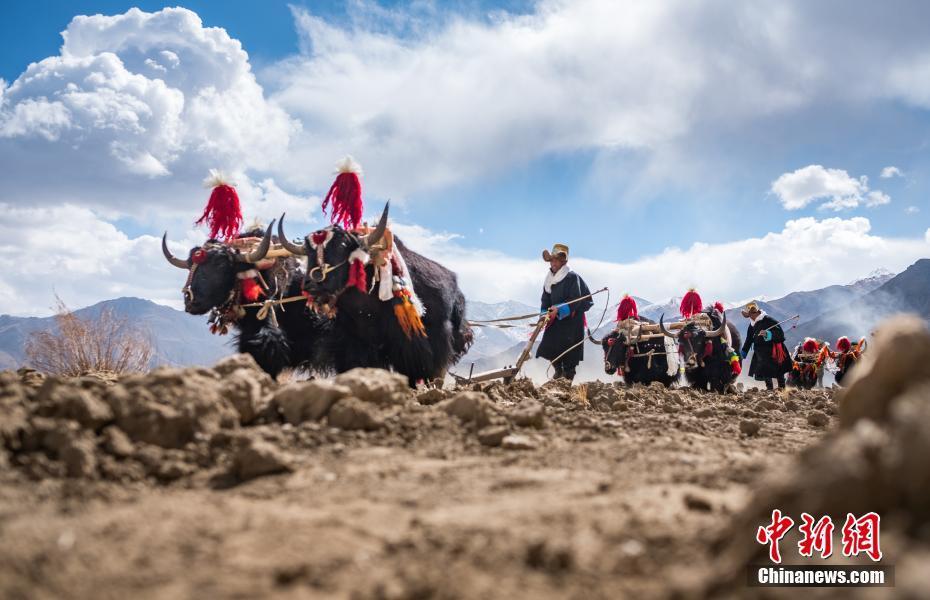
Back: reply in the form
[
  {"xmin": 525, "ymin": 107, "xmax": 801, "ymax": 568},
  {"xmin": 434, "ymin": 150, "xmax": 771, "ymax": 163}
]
[
  {"xmin": 847, "ymin": 268, "xmax": 895, "ymax": 294},
  {"xmin": 639, "ymin": 297, "xmax": 681, "ymax": 322}
]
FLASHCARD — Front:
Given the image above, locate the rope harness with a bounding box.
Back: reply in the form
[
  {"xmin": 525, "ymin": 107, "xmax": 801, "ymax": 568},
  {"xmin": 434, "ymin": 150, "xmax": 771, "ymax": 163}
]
[{"xmin": 192, "ymin": 253, "xmax": 298, "ymax": 335}]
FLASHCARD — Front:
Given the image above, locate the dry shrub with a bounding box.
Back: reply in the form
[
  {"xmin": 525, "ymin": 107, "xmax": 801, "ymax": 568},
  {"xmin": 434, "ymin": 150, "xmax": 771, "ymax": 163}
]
[
  {"xmin": 25, "ymin": 297, "xmax": 154, "ymax": 376},
  {"xmin": 571, "ymin": 383, "xmax": 590, "ymax": 408}
]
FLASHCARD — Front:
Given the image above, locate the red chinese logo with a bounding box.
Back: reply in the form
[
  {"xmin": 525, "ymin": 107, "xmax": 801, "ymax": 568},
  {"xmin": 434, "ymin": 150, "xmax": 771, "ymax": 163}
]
[
  {"xmin": 756, "ymin": 509, "xmax": 794, "ymax": 563},
  {"xmin": 798, "ymin": 512, "xmax": 834, "ymax": 558},
  {"xmin": 841, "ymin": 512, "xmax": 883, "ymax": 561},
  {"xmin": 756, "ymin": 511, "xmax": 882, "ymax": 563}
]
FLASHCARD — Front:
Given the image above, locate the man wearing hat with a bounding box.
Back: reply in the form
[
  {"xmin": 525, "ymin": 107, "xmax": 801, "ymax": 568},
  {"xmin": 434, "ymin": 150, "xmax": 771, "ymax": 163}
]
[
  {"xmin": 536, "ymin": 244, "xmax": 593, "ymax": 382},
  {"xmin": 740, "ymin": 302, "xmax": 791, "ymax": 389}
]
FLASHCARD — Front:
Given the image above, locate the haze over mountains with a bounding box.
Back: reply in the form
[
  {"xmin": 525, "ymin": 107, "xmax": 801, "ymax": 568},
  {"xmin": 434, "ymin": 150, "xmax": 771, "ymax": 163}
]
[
  {"xmin": 462, "ymin": 261, "xmax": 925, "ymax": 383},
  {"xmin": 1, "ymin": 261, "xmax": 926, "ymax": 382}
]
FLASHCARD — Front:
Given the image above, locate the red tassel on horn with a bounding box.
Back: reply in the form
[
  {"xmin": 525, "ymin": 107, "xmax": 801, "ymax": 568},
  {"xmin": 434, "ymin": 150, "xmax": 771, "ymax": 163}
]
[
  {"xmin": 802, "ymin": 338, "xmax": 819, "ymax": 353},
  {"xmin": 323, "ymin": 156, "xmax": 364, "ymax": 230},
  {"xmin": 196, "ymin": 170, "xmax": 242, "ymax": 240},
  {"xmin": 680, "ymin": 289, "xmax": 703, "ymax": 318},
  {"xmin": 616, "ymin": 294, "xmax": 638, "ymax": 321},
  {"xmin": 836, "ymin": 336, "xmax": 851, "ymax": 353}
]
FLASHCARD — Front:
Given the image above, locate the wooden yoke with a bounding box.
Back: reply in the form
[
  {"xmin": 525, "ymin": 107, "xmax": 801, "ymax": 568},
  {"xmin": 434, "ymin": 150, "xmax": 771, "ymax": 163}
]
[
  {"xmin": 230, "ymin": 236, "xmax": 295, "ymax": 265},
  {"xmin": 615, "ymin": 313, "xmax": 712, "ymax": 339}
]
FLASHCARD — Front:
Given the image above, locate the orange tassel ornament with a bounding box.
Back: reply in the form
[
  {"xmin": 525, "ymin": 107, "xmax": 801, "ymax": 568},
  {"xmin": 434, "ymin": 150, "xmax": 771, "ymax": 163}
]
[{"xmin": 393, "ymin": 288, "xmax": 426, "ymax": 339}]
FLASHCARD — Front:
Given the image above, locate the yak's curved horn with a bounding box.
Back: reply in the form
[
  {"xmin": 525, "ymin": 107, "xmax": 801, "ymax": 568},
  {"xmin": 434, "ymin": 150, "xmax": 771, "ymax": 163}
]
[
  {"xmin": 277, "ymin": 213, "xmax": 307, "ymax": 256},
  {"xmin": 237, "ymin": 220, "xmax": 275, "ymax": 263},
  {"xmin": 365, "ymin": 201, "xmax": 390, "ymax": 249},
  {"xmin": 162, "ymin": 233, "xmax": 189, "ymax": 269},
  {"xmin": 659, "ymin": 314, "xmax": 678, "ymax": 338},
  {"xmin": 705, "ymin": 311, "xmax": 728, "ymax": 338}
]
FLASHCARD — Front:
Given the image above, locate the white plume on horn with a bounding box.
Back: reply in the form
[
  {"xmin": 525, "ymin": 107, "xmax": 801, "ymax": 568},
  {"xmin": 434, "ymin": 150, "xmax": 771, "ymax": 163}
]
[
  {"xmin": 203, "ymin": 168, "xmax": 236, "ymax": 189},
  {"xmin": 334, "ymin": 155, "xmax": 363, "ymax": 175}
]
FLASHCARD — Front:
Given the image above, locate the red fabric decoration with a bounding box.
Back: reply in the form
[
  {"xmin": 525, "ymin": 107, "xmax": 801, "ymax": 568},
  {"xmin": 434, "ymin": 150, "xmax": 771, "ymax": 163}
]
[
  {"xmin": 713, "ymin": 301, "xmax": 725, "ymax": 314},
  {"xmin": 346, "ymin": 258, "xmax": 367, "ymax": 293},
  {"xmin": 191, "ymin": 249, "xmax": 208, "ymax": 264},
  {"xmin": 731, "ymin": 358, "xmax": 742, "ymax": 376},
  {"xmin": 301, "ymin": 290, "xmax": 315, "ymax": 307},
  {"xmin": 240, "ymin": 278, "xmax": 264, "ymax": 302},
  {"xmin": 323, "ymin": 171, "xmax": 363, "ymax": 229},
  {"xmin": 802, "ymin": 338, "xmax": 819, "ymax": 353},
  {"xmin": 680, "ymin": 289, "xmax": 703, "ymax": 318},
  {"xmin": 311, "ymin": 231, "xmax": 329, "ymax": 245},
  {"xmin": 772, "ymin": 343, "xmax": 787, "ymax": 365},
  {"xmin": 836, "ymin": 336, "xmax": 851, "ymax": 353},
  {"xmin": 616, "ymin": 295, "xmax": 638, "ymax": 321},
  {"xmin": 196, "ymin": 184, "xmax": 242, "ymax": 240}
]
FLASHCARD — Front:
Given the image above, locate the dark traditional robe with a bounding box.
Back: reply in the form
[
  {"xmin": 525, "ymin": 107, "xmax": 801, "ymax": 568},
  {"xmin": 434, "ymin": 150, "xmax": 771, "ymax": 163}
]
[
  {"xmin": 742, "ymin": 314, "xmax": 791, "ymax": 380},
  {"xmin": 536, "ymin": 270, "xmax": 593, "ymax": 368}
]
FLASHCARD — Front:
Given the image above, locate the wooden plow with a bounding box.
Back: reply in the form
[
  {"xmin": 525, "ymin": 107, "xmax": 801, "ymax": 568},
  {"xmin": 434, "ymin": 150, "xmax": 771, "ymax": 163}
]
[
  {"xmin": 450, "ymin": 315, "xmax": 550, "ymax": 385},
  {"xmin": 450, "ymin": 287, "xmax": 608, "ymax": 385}
]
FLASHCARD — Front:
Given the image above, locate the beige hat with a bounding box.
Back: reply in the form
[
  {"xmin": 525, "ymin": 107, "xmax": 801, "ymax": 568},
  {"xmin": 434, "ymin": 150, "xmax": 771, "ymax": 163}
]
[
  {"xmin": 542, "ymin": 243, "xmax": 569, "ymax": 262},
  {"xmin": 741, "ymin": 301, "xmax": 761, "ymax": 318}
]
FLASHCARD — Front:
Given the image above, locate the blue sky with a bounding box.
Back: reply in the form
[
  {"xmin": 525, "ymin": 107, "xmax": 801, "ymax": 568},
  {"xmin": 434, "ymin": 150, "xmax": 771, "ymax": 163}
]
[{"xmin": 1, "ymin": 1, "xmax": 929, "ymax": 315}]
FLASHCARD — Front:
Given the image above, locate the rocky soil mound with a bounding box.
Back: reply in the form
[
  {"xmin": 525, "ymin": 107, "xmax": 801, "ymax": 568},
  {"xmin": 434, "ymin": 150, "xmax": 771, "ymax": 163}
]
[
  {"xmin": 1, "ymin": 335, "xmax": 903, "ymax": 598},
  {"xmin": 1, "ymin": 357, "xmax": 837, "ymax": 488},
  {"xmin": 697, "ymin": 315, "xmax": 930, "ymax": 598}
]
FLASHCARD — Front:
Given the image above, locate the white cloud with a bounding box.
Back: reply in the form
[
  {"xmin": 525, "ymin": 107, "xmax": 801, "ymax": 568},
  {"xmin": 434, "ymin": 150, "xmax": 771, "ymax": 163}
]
[
  {"xmin": 270, "ymin": 1, "xmax": 800, "ymax": 195},
  {"xmin": 906, "ymin": 205, "xmax": 920, "ymax": 215},
  {"xmin": 865, "ymin": 190, "xmax": 891, "ymax": 207},
  {"xmin": 0, "ymin": 204, "xmax": 194, "ymax": 315},
  {"xmin": 0, "ymin": 7, "xmax": 297, "ymax": 216},
  {"xmin": 393, "ymin": 216, "xmax": 930, "ymax": 310},
  {"xmin": 3, "ymin": 211, "xmax": 928, "ymax": 319},
  {"xmin": 261, "ymin": 0, "xmax": 930, "ymax": 197},
  {"xmin": 771, "ymin": 165, "xmax": 890, "ymax": 211},
  {"xmin": 880, "ymin": 166, "xmax": 904, "ymax": 178}
]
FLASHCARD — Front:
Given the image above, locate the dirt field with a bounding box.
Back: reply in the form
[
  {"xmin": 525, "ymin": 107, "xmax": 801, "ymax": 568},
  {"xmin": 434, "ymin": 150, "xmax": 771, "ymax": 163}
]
[{"xmin": 1, "ymin": 315, "xmax": 927, "ymax": 599}]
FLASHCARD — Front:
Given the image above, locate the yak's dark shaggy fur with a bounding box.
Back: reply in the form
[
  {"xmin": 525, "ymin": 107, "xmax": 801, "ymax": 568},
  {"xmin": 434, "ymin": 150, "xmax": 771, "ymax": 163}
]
[
  {"xmin": 834, "ymin": 351, "xmax": 861, "ymax": 385},
  {"xmin": 601, "ymin": 318, "xmax": 677, "ymax": 387},
  {"xmin": 301, "ymin": 228, "xmax": 472, "ymax": 386},
  {"xmin": 180, "ymin": 233, "xmax": 332, "ymax": 379},
  {"xmin": 788, "ymin": 353, "xmax": 821, "ymax": 389},
  {"xmin": 674, "ymin": 315, "xmax": 742, "ymax": 393}
]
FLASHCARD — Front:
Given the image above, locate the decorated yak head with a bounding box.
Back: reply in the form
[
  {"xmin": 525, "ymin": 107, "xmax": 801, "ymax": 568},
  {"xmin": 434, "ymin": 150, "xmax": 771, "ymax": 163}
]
[
  {"xmin": 161, "ymin": 222, "xmax": 274, "ymax": 315},
  {"xmin": 601, "ymin": 329, "xmax": 638, "ymax": 375},
  {"xmin": 659, "ymin": 312, "xmax": 727, "ymax": 370},
  {"xmin": 278, "ymin": 204, "xmax": 389, "ymax": 306}
]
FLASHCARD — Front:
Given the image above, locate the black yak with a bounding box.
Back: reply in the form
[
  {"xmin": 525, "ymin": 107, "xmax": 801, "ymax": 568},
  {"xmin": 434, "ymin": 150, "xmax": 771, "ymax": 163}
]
[
  {"xmin": 833, "ymin": 336, "xmax": 866, "ymax": 385},
  {"xmin": 162, "ymin": 221, "xmax": 332, "ymax": 379},
  {"xmin": 659, "ymin": 310, "xmax": 742, "ymax": 393},
  {"xmin": 787, "ymin": 338, "xmax": 828, "ymax": 389},
  {"xmin": 600, "ymin": 319, "xmax": 677, "ymax": 387},
  {"xmin": 278, "ymin": 204, "xmax": 472, "ymax": 386}
]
